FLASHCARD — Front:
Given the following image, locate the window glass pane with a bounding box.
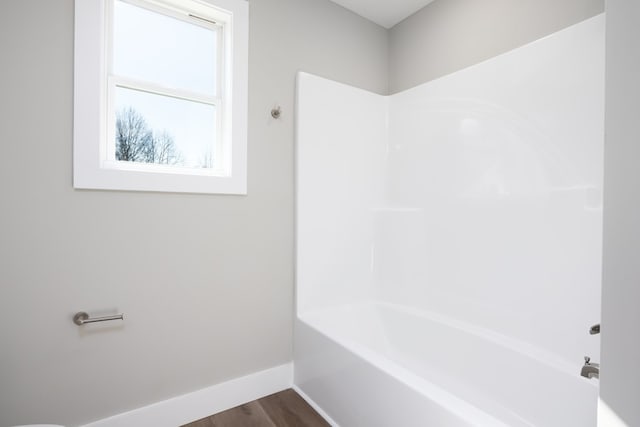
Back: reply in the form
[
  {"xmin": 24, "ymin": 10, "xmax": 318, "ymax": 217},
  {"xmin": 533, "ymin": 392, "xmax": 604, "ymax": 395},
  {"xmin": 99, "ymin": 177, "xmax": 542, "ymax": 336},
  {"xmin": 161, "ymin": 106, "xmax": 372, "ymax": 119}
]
[
  {"xmin": 114, "ymin": 86, "xmax": 216, "ymax": 169},
  {"xmin": 113, "ymin": 0, "xmax": 217, "ymax": 96}
]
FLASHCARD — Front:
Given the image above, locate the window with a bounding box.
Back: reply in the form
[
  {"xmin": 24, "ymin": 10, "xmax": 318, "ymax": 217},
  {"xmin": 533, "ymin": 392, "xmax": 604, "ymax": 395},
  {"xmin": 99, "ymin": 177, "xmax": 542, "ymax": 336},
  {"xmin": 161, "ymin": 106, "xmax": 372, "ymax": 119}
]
[{"xmin": 74, "ymin": 0, "xmax": 248, "ymax": 194}]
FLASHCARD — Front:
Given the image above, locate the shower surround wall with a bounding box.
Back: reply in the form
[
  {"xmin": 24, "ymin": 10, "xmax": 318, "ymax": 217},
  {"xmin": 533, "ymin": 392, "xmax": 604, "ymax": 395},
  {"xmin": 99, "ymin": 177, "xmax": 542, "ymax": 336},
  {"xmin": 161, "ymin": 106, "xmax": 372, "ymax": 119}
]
[{"xmin": 295, "ymin": 14, "xmax": 604, "ymax": 427}]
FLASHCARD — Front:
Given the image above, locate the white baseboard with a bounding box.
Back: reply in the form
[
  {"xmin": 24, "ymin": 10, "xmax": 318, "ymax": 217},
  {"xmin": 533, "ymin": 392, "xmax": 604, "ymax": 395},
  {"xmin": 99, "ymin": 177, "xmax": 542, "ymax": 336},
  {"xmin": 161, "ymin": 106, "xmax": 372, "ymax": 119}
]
[
  {"xmin": 292, "ymin": 384, "xmax": 340, "ymax": 427},
  {"xmin": 80, "ymin": 363, "xmax": 293, "ymax": 427}
]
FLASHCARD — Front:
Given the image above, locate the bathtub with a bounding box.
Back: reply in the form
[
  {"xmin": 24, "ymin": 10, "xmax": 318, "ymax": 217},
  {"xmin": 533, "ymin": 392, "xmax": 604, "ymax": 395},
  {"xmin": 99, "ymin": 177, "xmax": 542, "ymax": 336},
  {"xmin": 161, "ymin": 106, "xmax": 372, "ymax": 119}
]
[
  {"xmin": 294, "ymin": 302, "xmax": 598, "ymax": 427},
  {"xmin": 295, "ymin": 16, "xmax": 603, "ymax": 426}
]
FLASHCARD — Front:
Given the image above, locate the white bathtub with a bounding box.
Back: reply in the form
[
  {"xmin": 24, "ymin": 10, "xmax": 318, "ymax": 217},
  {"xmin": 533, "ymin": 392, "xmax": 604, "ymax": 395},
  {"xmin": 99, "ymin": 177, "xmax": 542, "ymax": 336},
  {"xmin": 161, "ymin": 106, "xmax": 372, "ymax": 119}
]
[
  {"xmin": 294, "ymin": 302, "xmax": 597, "ymax": 427},
  {"xmin": 295, "ymin": 16, "xmax": 604, "ymax": 427}
]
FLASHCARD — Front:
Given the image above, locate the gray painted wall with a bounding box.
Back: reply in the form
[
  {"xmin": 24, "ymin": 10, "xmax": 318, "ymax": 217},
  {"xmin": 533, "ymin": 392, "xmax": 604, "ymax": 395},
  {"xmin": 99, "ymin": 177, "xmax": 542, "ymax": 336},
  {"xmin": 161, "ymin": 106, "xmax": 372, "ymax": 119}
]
[
  {"xmin": 0, "ymin": 0, "xmax": 618, "ymax": 425},
  {"xmin": 0, "ymin": 0, "xmax": 387, "ymax": 425},
  {"xmin": 601, "ymin": 1, "xmax": 640, "ymax": 425},
  {"xmin": 389, "ymin": 0, "xmax": 604, "ymax": 93}
]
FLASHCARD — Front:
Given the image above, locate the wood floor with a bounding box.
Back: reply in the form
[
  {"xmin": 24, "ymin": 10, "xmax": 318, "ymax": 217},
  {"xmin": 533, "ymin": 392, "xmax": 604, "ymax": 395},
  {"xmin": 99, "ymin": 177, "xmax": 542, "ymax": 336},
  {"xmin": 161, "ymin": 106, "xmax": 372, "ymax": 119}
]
[{"xmin": 182, "ymin": 389, "xmax": 330, "ymax": 427}]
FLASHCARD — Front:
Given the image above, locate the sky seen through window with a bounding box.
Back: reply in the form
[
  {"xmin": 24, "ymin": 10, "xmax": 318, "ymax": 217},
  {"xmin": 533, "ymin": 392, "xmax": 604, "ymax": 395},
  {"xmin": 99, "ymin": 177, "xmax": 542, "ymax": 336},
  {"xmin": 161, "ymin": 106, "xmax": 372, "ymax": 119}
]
[{"xmin": 113, "ymin": 0, "xmax": 219, "ymax": 169}]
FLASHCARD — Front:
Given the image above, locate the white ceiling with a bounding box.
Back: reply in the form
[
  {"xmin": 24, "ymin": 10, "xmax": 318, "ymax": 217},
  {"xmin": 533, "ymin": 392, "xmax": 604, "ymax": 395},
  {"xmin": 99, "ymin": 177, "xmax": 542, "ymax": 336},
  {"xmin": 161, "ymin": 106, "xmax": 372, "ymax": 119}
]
[{"xmin": 328, "ymin": 0, "xmax": 436, "ymax": 29}]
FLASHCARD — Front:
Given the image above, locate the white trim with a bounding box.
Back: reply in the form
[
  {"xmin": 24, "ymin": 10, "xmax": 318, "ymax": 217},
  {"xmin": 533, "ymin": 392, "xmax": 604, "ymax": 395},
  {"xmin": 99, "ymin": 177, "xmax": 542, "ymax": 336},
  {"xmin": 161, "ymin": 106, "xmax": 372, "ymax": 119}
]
[
  {"xmin": 74, "ymin": 0, "xmax": 248, "ymax": 194},
  {"xmin": 292, "ymin": 384, "xmax": 340, "ymax": 427},
  {"xmin": 110, "ymin": 76, "xmax": 220, "ymax": 106},
  {"xmin": 80, "ymin": 363, "xmax": 293, "ymax": 427}
]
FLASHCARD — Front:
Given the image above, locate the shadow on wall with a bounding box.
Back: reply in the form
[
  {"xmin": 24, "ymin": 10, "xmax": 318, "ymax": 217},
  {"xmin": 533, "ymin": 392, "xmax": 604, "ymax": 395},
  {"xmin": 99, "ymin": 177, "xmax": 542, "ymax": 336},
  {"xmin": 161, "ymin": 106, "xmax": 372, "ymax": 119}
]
[{"xmin": 599, "ymin": 398, "xmax": 630, "ymax": 427}]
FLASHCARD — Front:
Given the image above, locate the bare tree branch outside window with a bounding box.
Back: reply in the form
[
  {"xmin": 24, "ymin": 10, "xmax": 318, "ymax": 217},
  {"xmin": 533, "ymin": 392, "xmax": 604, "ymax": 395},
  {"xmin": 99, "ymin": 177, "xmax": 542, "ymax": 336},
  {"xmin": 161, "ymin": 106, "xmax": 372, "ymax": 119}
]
[{"xmin": 116, "ymin": 107, "xmax": 184, "ymax": 165}]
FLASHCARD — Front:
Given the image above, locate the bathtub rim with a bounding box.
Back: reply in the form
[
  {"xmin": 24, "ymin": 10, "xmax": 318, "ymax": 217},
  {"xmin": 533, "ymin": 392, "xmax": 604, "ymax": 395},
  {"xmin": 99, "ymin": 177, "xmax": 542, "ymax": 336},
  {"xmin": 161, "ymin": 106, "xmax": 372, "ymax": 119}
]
[
  {"xmin": 297, "ymin": 300, "xmax": 598, "ymax": 427},
  {"xmin": 295, "ymin": 308, "xmax": 516, "ymax": 427}
]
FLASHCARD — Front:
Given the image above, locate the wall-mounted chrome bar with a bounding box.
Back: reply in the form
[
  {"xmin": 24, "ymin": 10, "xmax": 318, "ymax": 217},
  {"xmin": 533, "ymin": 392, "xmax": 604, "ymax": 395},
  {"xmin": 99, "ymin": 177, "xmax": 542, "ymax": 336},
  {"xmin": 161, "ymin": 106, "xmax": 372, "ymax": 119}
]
[{"xmin": 73, "ymin": 311, "xmax": 124, "ymax": 326}]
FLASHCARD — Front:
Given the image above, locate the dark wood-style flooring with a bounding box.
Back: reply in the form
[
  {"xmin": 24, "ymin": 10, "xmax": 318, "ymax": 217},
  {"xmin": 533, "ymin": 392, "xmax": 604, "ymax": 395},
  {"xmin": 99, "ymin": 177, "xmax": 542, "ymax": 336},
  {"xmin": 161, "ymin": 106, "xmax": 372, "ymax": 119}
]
[{"xmin": 182, "ymin": 389, "xmax": 330, "ymax": 427}]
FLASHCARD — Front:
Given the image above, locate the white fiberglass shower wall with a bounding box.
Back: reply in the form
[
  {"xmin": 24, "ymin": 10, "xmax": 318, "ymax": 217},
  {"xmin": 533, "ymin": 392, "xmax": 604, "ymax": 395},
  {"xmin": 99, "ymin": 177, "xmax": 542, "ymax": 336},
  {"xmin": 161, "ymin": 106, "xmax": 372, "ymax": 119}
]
[{"xmin": 295, "ymin": 15, "xmax": 604, "ymax": 427}]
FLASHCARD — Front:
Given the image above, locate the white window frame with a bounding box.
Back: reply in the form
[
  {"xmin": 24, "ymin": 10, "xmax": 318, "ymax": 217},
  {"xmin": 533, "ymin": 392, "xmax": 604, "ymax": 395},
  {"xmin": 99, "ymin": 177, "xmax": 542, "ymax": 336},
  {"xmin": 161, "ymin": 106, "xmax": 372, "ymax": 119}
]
[{"xmin": 74, "ymin": 0, "xmax": 248, "ymax": 194}]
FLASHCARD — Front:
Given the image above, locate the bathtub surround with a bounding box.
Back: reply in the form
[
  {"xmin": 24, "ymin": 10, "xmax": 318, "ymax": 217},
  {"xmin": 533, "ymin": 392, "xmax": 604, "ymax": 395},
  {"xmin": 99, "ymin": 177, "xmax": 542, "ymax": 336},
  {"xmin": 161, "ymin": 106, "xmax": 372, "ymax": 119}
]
[
  {"xmin": 0, "ymin": 0, "xmax": 609, "ymax": 426},
  {"xmin": 389, "ymin": 0, "xmax": 604, "ymax": 93},
  {"xmin": 296, "ymin": 13, "xmax": 604, "ymax": 426}
]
